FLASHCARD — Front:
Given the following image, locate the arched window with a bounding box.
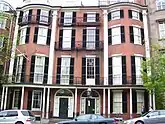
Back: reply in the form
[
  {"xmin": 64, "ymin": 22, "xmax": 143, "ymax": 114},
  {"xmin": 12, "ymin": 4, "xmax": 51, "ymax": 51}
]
[
  {"xmin": 56, "ymin": 89, "xmax": 72, "ymax": 96},
  {"xmin": 82, "ymin": 90, "xmax": 99, "ymax": 97}
]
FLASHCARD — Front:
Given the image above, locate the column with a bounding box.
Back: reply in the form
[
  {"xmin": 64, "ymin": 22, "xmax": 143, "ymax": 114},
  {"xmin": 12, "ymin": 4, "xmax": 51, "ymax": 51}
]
[
  {"xmin": 152, "ymin": 89, "xmax": 156, "ymax": 110},
  {"xmin": 103, "ymin": 9, "xmax": 109, "ymax": 85},
  {"xmin": 42, "ymin": 87, "xmax": 46, "ymax": 118},
  {"xmin": 46, "ymin": 88, "xmax": 50, "ymax": 119},
  {"xmin": 0, "ymin": 86, "xmax": 5, "ymax": 110},
  {"xmin": 47, "ymin": 10, "xmax": 57, "ymax": 84},
  {"xmin": 108, "ymin": 89, "xmax": 110, "ymax": 117},
  {"xmin": 130, "ymin": 88, "xmax": 132, "ymax": 119},
  {"xmin": 103, "ymin": 88, "xmax": 106, "ymax": 116},
  {"xmin": 4, "ymin": 87, "xmax": 8, "ymax": 110},
  {"xmin": 149, "ymin": 91, "xmax": 152, "ymax": 108},
  {"xmin": 74, "ymin": 88, "xmax": 77, "ymax": 117},
  {"xmin": 20, "ymin": 86, "xmax": 24, "ymax": 109},
  {"xmin": 8, "ymin": 12, "xmax": 20, "ymax": 78}
]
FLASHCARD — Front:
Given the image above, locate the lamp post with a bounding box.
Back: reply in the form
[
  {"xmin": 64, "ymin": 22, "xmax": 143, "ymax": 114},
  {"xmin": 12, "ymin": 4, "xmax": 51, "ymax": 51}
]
[{"xmin": 87, "ymin": 87, "xmax": 92, "ymax": 114}]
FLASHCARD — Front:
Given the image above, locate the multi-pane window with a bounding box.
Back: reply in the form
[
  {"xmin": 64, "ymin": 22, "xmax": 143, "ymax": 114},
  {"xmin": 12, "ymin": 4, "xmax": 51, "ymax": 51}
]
[
  {"xmin": 16, "ymin": 56, "xmax": 23, "ymax": 82},
  {"xmin": 132, "ymin": 11, "xmax": 139, "ymax": 20},
  {"xmin": 13, "ymin": 90, "xmax": 20, "ymax": 108},
  {"xmin": 137, "ymin": 91, "xmax": 144, "ymax": 113},
  {"xmin": 22, "ymin": 10, "xmax": 29, "ymax": 22},
  {"xmin": 32, "ymin": 90, "xmax": 42, "ymax": 110},
  {"xmin": 87, "ymin": 28, "xmax": 96, "ymax": 49},
  {"xmin": 135, "ymin": 56, "xmax": 143, "ymax": 85},
  {"xmin": 133, "ymin": 27, "xmax": 141, "ymax": 44},
  {"xmin": 64, "ymin": 12, "xmax": 73, "ymax": 25},
  {"xmin": 0, "ymin": 19, "xmax": 6, "ymax": 29},
  {"xmin": 40, "ymin": 10, "xmax": 49, "ymax": 23},
  {"xmin": 112, "ymin": 27, "xmax": 121, "ymax": 45},
  {"xmin": 20, "ymin": 28, "xmax": 27, "ymax": 44},
  {"xmin": 34, "ymin": 56, "xmax": 45, "ymax": 83},
  {"xmin": 63, "ymin": 29, "xmax": 72, "ymax": 49},
  {"xmin": 113, "ymin": 92, "xmax": 122, "ymax": 113},
  {"xmin": 111, "ymin": 11, "xmax": 120, "ymax": 20},
  {"xmin": 86, "ymin": 58, "xmax": 95, "ymax": 79},
  {"xmin": 159, "ymin": 22, "xmax": 165, "ymax": 39},
  {"xmin": 156, "ymin": 0, "xmax": 165, "ymax": 10},
  {"xmin": 87, "ymin": 13, "xmax": 96, "ymax": 22},
  {"xmin": 37, "ymin": 27, "xmax": 48, "ymax": 45},
  {"xmin": 60, "ymin": 57, "xmax": 70, "ymax": 85}
]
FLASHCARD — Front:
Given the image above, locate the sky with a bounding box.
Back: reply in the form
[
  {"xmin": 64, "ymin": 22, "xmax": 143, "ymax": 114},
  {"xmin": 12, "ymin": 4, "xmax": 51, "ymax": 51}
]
[{"xmin": 5, "ymin": 0, "xmax": 99, "ymax": 9}]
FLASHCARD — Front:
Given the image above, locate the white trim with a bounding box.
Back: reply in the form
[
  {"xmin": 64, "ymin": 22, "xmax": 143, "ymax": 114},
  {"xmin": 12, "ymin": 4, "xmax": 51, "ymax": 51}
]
[
  {"xmin": 109, "ymin": 8, "xmax": 120, "ymax": 12},
  {"xmin": 132, "ymin": 24, "xmax": 141, "ymax": 28},
  {"xmin": 55, "ymin": 89, "xmax": 74, "ymax": 97},
  {"xmin": 4, "ymin": 87, "xmax": 8, "ymax": 109},
  {"xmin": 61, "ymin": 55, "xmax": 72, "ymax": 58},
  {"xmin": 20, "ymin": 86, "xmax": 24, "ymax": 109},
  {"xmin": 134, "ymin": 54, "xmax": 143, "ymax": 57},
  {"xmin": 111, "ymin": 54, "xmax": 123, "ymax": 57},
  {"xmin": 12, "ymin": 89, "xmax": 20, "ymax": 109},
  {"xmin": 33, "ymin": 53, "xmax": 48, "ymax": 57},
  {"xmin": 131, "ymin": 9, "xmax": 140, "ymax": 12},
  {"xmin": 86, "ymin": 27, "xmax": 96, "ymax": 30},
  {"xmin": 62, "ymin": 27, "xmax": 72, "ymax": 30},
  {"xmin": 85, "ymin": 55, "xmax": 96, "ymax": 58},
  {"xmin": 110, "ymin": 24, "xmax": 121, "ymax": 28},
  {"xmin": 19, "ymin": 25, "xmax": 29, "ymax": 30},
  {"xmin": 16, "ymin": 54, "xmax": 25, "ymax": 57},
  {"xmin": 86, "ymin": 12, "xmax": 96, "ymax": 14}
]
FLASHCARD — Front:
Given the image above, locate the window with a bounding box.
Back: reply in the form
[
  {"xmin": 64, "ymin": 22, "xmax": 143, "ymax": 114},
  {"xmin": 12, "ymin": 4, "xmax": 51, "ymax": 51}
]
[
  {"xmin": 87, "ymin": 13, "xmax": 96, "ymax": 22},
  {"xmin": 135, "ymin": 56, "xmax": 143, "ymax": 85},
  {"xmin": 6, "ymin": 111, "xmax": 18, "ymax": 117},
  {"xmin": 23, "ymin": 10, "xmax": 29, "ymax": 22},
  {"xmin": 37, "ymin": 27, "xmax": 48, "ymax": 45},
  {"xmin": 111, "ymin": 11, "xmax": 120, "ymax": 20},
  {"xmin": 86, "ymin": 58, "xmax": 95, "ymax": 79},
  {"xmin": 159, "ymin": 22, "xmax": 165, "ymax": 39},
  {"xmin": 64, "ymin": 12, "xmax": 73, "ymax": 25},
  {"xmin": 112, "ymin": 27, "xmax": 121, "ymax": 45},
  {"xmin": 63, "ymin": 28, "xmax": 72, "ymax": 49},
  {"xmin": 32, "ymin": 90, "xmax": 42, "ymax": 110},
  {"xmin": 0, "ymin": 111, "xmax": 7, "ymax": 117},
  {"xmin": 133, "ymin": 27, "xmax": 141, "ymax": 45},
  {"xmin": 132, "ymin": 11, "xmax": 139, "ymax": 20},
  {"xmin": 34, "ymin": 56, "xmax": 45, "ymax": 83},
  {"xmin": 20, "ymin": 28, "xmax": 27, "ymax": 44},
  {"xmin": 40, "ymin": 10, "xmax": 49, "ymax": 23},
  {"xmin": 112, "ymin": 56, "xmax": 122, "ymax": 85},
  {"xmin": 137, "ymin": 91, "xmax": 144, "ymax": 113},
  {"xmin": 156, "ymin": 0, "xmax": 165, "ymax": 10},
  {"xmin": 60, "ymin": 57, "xmax": 70, "ymax": 85},
  {"xmin": 0, "ymin": 37, "xmax": 3, "ymax": 48},
  {"xmin": 0, "ymin": 19, "xmax": 6, "ymax": 29},
  {"xmin": 86, "ymin": 28, "xmax": 96, "ymax": 49},
  {"xmin": 13, "ymin": 90, "xmax": 20, "ymax": 108},
  {"xmin": 113, "ymin": 92, "xmax": 122, "ymax": 113},
  {"xmin": 21, "ymin": 111, "xmax": 34, "ymax": 117},
  {"xmin": 16, "ymin": 56, "xmax": 23, "ymax": 82}
]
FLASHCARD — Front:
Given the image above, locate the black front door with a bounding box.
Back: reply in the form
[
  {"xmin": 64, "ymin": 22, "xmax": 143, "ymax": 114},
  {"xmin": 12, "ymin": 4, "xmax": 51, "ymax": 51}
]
[
  {"xmin": 59, "ymin": 98, "xmax": 68, "ymax": 118},
  {"xmin": 86, "ymin": 98, "xmax": 95, "ymax": 114}
]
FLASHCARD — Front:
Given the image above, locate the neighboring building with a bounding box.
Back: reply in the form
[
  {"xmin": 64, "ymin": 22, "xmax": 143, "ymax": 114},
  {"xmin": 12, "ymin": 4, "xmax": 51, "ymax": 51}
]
[{"xmin": 0, "ymin": 0, "xmax": 153, "ymax": 120}]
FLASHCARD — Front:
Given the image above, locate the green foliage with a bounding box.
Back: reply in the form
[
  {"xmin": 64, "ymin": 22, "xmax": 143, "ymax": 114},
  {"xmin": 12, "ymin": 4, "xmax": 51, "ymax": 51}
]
[{"xmin": 141, "ymin": 44, "xmax": 165, "ymax": 109}]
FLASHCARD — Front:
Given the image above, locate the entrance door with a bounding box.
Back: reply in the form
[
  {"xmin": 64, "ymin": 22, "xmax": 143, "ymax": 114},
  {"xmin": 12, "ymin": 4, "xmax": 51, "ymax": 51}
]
[
  {"xmin": 85, "ymin": 98, "xmax": 95, "ymax": 114},
  {"xmin": 59, "ymin": 98, "xmax": 68, "ymax": 118}
]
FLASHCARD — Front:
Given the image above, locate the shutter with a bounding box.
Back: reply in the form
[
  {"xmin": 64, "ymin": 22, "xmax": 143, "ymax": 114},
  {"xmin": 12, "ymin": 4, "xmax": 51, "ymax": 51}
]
[
  {"xmin": 60, "ymin": 12, "xmax": 64, "ymax": 24},
  {"xmin": 83, "ymin": 29, "xmax": 86, "ymax": 48},
  {"xmin": 17, "ymin": 30, "xmax": 21, "ymax": 45},
  {"xmin": 12, "ymin": 57, "xmax": 18, "ymax": 81},
  {"xmin": 108, "ymin": 28, "xmax": 112, "ymax": 45},
  {"xmin": 132, "ymin": 90, "xmax": 137, "ymax": 113},
  {"xmin": 82, "ymin": 57, "xmax": 86, "ymax": 85},
  {"xmin": 30, "ymin": 56, "xmax": 35, "ymax": 83},
  {"xmin": 43, "ymin": 57, "xmax": 49, "ymax": 84},
  {"xmin": 72, "ymin": 12, "xmax": 76, "ymax": 24},
  {"xmin": 95, "ymin": 29, "xmax": 99, "ymax": 49},
  {"xmin": 59, "ymin": 29, "xmax": 63, "ymax": 49},
  {"xmin": 69, "ymin": 58, "xmax": 74, "ymax": 84},
  {"xmin": 95, "ymin": 57, "xmax": 100, "ymax": 85},
  {"xmin": 36, "ymin": 9, "xmax": 41, "ymax": 23},
  {"xmin": 83, "ymin": 13, "xmax": 87, "ymax": 22},
  {"xmin": 46, "ymin": 29, "xmax": 51, "ymax": 45},
  {"xmin": 20, "ymin": 57, "xmax": 26, "ymax": 82},
  {"xmin": 25, "ymin": 27, "xmax": 30, "ymax": 43},
  {"xmin": 121, "ymin": 26, "xmax": 125, "ymax": 43},
  {"xmin": 48, "ymin": 10, "xmax": 52, "ymax": 24},
  {"xmin": 108, "ymin": 12, "xmax": 111, "ymax": 21},
  {"xmin": 128, "ymin": 10, "xmax": 132, "ymax": 18},
  {"xmin": 122, "ymin": 91, "xmax": 127, "ymax": 113},
  {"xmin": 120, "ymin": 10, "xmax": 124, "ymax": 18},
  {"xmin": 18, "ymin": 11, "xmax": 23, "ymax": 24},
  {"xmin": 9, "ymin": 89, "xmax": 14, "ymax": 109},
  {"xmin": 129, "ymin": 26, "xmax": 134, "ymax": 43},
  {"xmin": 56, "ymin": 58, "xmax": 61, "ymax": 84},
  {"xmin": 122, "ymin": 56, "xmax": 127, "ymax": 84},
  {"xmin": 28, "ymin": 9, "xmax": 32, "ymax": 22},
  {"xmin": 131, "ymin": 56, "xmax": 136, "ymax": 84},
  {"xmin": 110, "ymin": 91, "xmax": 113, "ymax": 113},
  {"xmin": 96, "ymin": 13, "xmax": 99, "ymax": 22},
  {"xmin": 71, "ymin": 29, "xmax": 75, "ymax": 49},
  {"xmin": 27, "ymin": 91, "xmax": 32, "ymax": 110},
  {"xmin": 108, "ymin": 57, "xmax": 113, "ymax": 85},
  {"xmin": 143, "ymin": 57, "xmax": 147, "ymax": 73},
  {"xmin": 33, "ymin": 27, "xmax": 38, "ymax": 43},
  {"xmin": 144, "ymin": 90, "xmax": 149, "ymax": 112},
  {"xmin": 139, "ymin": 12, "xmax": 143, "ymax": 21},
  {"xmin": 141, "ymin": 28, "xmax": 144, "ymax": 45}
]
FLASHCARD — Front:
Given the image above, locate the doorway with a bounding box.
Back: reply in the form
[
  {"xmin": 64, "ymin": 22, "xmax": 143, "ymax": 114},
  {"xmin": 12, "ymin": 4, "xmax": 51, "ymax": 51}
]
[{"xmin": 59, "ymin": 98, "xmax": 68, "ymax": 118}]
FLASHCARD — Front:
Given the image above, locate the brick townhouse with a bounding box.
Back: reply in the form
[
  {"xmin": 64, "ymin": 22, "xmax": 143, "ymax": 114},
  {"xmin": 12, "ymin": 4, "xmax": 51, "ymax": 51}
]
[{"xmin": 0, "ymin": 0, "xmax": 155, "ymax": 120}]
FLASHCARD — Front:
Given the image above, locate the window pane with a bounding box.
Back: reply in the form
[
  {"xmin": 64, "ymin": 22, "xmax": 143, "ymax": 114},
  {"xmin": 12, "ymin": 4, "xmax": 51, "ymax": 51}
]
[
  {"xmin": 40, "ymin": 10, "xmax": 48, "ymax": 23},
  {"xmin": 111, "ymin": 11, "xmax": 120, "ymax": 20},
  {"xmin": 32, "ymin": 91, "xmax": 42, "ymax": 110},
  {"xmin": 112, "ymin": 27, "xmax": 121, "ymax": 45},
  {"xmin": 64, "ymin": 12, "xmax": 73, "ymax": 25},
  {"xmin": 38, "ymin": 28, "xmax": 47, "ymax": 45},
  {"xmin": 87, "ymin": 13, "xmax": 96, "ymax": 22},
  {"xmin": 87, "ymin": 58, "xmax": 95, "ymax": 79}
]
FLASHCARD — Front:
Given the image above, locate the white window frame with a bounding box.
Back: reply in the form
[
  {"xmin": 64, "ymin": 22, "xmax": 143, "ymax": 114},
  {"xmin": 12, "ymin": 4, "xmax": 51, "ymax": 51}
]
[
  {"xmin": 156, "ymin": 0, "xmax": 165, "ymax": 10},
  {"xmin": 113, "ymin": 91, "xmax": 122, "ymax": 114},
  {"xmin": 112, "ymin": 26, "xmax": 121, "ymax": 45},
  {"xmin": 135, "ymin": 56, "xmax": 143, "ymax": 85},
  {"xmin": 23, "ymin": 10, "xmax": 29, "ymax": 22},
  {"xmin": 86, "ymin": 27, "xmax": 96, "ymax": 49},
  {"xmin": 32, "ymin": 90, "xmax": 42, "ymax": 111},
  {"xmin": 34, "ymin": 56, "xmax": 45, "ymax": 84},
  {"xmin": 137, "ymin": 90, "xmax": 144, "ymax": 114},
  {"xmin": 159, "ymin": 22, "xmax": 165, "ymax": 39},
  {"xmin": 111, "ymin": 11, "xmax": 120, "ymax": 20},
  {"xmin": 87, "ymin": 13, "xmax": 96, "ymax": 22},
  {"xmin": 86, "ymin": 57, "xmax": 95, "ymax": 79},
  {"xmin": 0, "ymin": 18, "xmax": 6, "ymax": 29},
  {"xmin": 64, "ymin": 12, "xmax": 73, "ymax": 25},
  {"xmin": 37, "ymin": 27, "xmax": 48, "ymax": 45},
  {"xmin": 20, "ymin": 27, "xmax": 27, "ymax": 45},
  {"xmin": 16, "ymin": 56, "xmax": 24, "ymax": 82},
  {"xmin": 40, "ymin": 10, "xmax": 49, "ymax": 23},
  {"xmin": 62, "ymin": 28, "xmax": 72, "ymax": 49},
  {"xmin": 0, "ymin": 37, "xmax": 4, "ymax": 48},
  {"xmin": 12, "ymin": 90, "xmax": 20, "ymax": 109},
  {"xmin": 133, "ymin": 26, "xmax": 141, "ymax": 45},
  {"xmin": 132, "ymin": 10, "xmax": 139, "ymax": 20}
]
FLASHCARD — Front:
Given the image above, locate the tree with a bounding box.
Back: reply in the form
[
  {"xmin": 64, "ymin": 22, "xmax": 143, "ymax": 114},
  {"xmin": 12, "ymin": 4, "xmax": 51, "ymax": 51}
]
[{"xmin": 141, "ymin": 44, "xmax": 165, "ymax": 109}]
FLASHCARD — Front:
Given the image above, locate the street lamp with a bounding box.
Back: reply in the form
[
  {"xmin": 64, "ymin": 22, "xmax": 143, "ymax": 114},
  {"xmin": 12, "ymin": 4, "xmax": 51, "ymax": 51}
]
[{"xmin": 87, "ymin": 87, "xmax": 92, "ymax": 114}]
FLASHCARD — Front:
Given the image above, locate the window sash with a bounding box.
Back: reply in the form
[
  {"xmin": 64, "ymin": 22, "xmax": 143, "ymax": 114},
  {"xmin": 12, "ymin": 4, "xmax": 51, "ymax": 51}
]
[
  {"xmin": 86, "ymin": 58, "xmax": 95, "ymax": 79},
  {"xmin": 137, "ymin": 92, "xmax": 144, "ymax": 113},
  {"xmin": 40, "ymin": 10, "xmax": 49, "ymax": 23},
  {"xmin": 16, "ymin": 56, "xmax": 24, "ymax": 82},
  {"xmin": 64, "ymin": 12, "xmax": 73, "ymax": 25},
  {"xmin": 13, "ymin": 90, "xmax": 20, "ymax": 108},
  {"xmin": 135, "ymin": 56, "xmax": 143, "ymax": 85},
  {"xmin": 37, "ymin": 27, "xmax": 48, "ymax": 45},
  {"xmin": 111, "ymin": 11, "xmax": 120, "ymax": 20},
  {"xmin": 20, "ymin": 28, "xmax": 27, "ymax": 44},
  {"xmin": 133, "ymin": 27, "xmax": 141, "ymax": 45},
  {"xmin": 113, "ymin": 92, "xmax": 122, "ymax": 113},
  {"xmin": 32, "ymin": 90, "xmax": 42, "ymax": 110},
  {"xmin": 159, "ymin": 23, "xmax": 165, "ymax": 39},
  {"xmin": 112, "ymin": 27, "xmax": 121, "ymax": 45},
  {"xmin": 87, "ymin": 29, "xmax": 95, "ymax": 49},
  {"xmin": 156, "ymin": 0, "xmax": 165, "ymax": 10},
  {"xmin": 63, "ymin": 29, "xmax": 72, "ymax": 49},
  {"xmin": 132, "ymin": 11, "xmax": 139, "ymax": 20},
  {"xmin": 23, "ymin": 10, "xmax": 29, "ymax": 22},
  {"xmin": 87, "ymin": 13, "xmax": 96, "ymax": 22}
]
